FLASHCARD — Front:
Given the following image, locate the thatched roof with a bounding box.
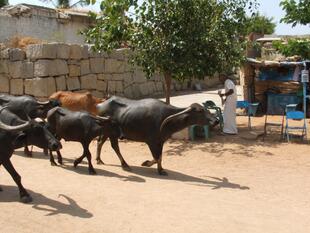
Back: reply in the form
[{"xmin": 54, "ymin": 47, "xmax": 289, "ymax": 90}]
[{"xmin": 246, "ymin": 58, "xmax": 306, "ymax": 68}]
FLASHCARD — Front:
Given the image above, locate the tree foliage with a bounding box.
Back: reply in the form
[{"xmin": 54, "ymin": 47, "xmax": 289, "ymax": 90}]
[
  {"xmin": 83, "ymin": 0, "xmax": 257, "ymax": 103},
  {"xmin": 245, "ymin": 13, "xmax": 276, "ymax": 35},
  {"xmin": 280, "ymin": 0, "xmax": 310, "ymax": 26},
  {"xmin": 273, "ymin": 39, "xmax": 310, "ymax": 59},
  {"xmin": 0, "ymin": 0, "xmax": 9, "ymax": 8}
]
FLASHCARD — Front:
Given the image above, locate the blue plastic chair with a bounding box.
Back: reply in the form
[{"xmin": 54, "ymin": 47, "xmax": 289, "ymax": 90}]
[
  {"xmin": 264, "ymin": 103, "xmax": 297, "ymax": 141},
  {"xmin": 236, "ymin": 100, "xmax": 249, "ymax": 109},
  {"xmin": 284, "ymin": 110, "xmax": 307, "ymax": 142},
  {"xmin": 236, "ymin": 100, "xmax": 259, "ymax": 129},
  {"xmin": 189, "ymin": 125, "xmax": 210, "ymax": 141}
]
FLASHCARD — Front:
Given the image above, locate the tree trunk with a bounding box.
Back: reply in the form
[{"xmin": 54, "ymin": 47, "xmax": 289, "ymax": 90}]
[{"xmin": 164, "ymin": 72, "xmax": 172, "ymax": 104}]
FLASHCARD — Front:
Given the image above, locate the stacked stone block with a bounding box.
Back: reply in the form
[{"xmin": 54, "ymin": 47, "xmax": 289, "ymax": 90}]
[{"xmin": 0, "ymin": 43, "xmax": 205, "ymax": 99}]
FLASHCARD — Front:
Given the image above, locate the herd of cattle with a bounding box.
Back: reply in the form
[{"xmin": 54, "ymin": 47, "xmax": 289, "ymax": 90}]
[{"xmin": 0, "ymin": 91, "xmax": 217, "ymax": 203}]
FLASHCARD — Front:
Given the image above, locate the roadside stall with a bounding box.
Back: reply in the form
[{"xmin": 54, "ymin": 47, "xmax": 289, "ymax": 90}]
[
  {"xmin": 241, "ymin": 58, "xmax": 308, "ymax": 115},
  {"xmin": 240, "ymin": 59, "xmax": 310, "ymax": 141}
]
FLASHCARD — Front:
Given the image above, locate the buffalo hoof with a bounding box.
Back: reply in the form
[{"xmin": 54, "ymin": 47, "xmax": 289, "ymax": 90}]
[
  {"xmin": 50, "ymin": 161, "xmax": 58, "ymax": 166},
  {"xmin": 96, "ymin": 159, "xmax": 105, "ymax": 165},
  {"xmin": 73, "ymin": 160, "xmax": 79, "ymax": 168},
  {"xmin": 158, "ymin": 170, "xmax": 168, "ymax": 176},
  {"xmin": 141, "ymin": 160, "xmax": 152, "ymax": 167},
  {"xmin": 122, "ymin": 164, "xmax": 132, "ymax": 171},
  {"xmin": 58, "ymin": 159, "xmax": 63, "ymax": 165},
  {"xmin": 88, "ymin": 169, "xmax": 97, "ymax": 175},
  {"xmin": 20, "ymin": 195, "xmax": 33, "ymax": 203}
]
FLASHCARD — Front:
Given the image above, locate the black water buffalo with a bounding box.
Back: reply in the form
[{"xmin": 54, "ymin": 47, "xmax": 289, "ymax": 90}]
[
  {"xmin": 0, "ymin": 94, "xmax": 59, "ymax": 119},
  {"xmin": 0, "ymin": 107, "xmax": 62, "ymax": 152},
  {"xmin": 47, "ymin": 107, "xmax": 122, "ymax": 174},
  {"xmin": 0, "ymin": 107, "xmax": 62, "ymax": 203},
  {"xmin": 0, "ymin": 94, "xmax": 60, "ymax": 156},
  {"xmin": 96, "ymin": 96, "xmax": 217, "ymax": 175}
]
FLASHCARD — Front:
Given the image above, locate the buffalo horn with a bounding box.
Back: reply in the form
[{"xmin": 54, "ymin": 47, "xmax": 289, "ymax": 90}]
[
  {"xmin": 0, "ymin": 106, "xmax": 32, "ymax": 132},
  {"xmin": 37, "ymin": 100, "xmax": 50, "ymax": 105},
  {"xmin": 160, "ymin": 107, "xmax": 191, "ymax": 132},
  {"xmin": 160, "ymin": 103, "xmax": 204, "ymax": 132},
  {"xmin": 91, "ymin": 115, "xmax": 110, "ymax": 122}
]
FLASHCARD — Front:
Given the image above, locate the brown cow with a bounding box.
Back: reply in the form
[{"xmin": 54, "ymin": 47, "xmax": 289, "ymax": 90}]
[{"xmin": 49, "ymin": 91, "xmax": 104, "ymax": 115}]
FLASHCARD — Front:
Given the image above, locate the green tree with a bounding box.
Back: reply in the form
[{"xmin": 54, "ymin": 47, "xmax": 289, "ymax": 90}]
[
  {"xmin": 280, "ymin": 0, "xmax": 310, "ymax": 26},
  {"xmin": 0, "ymin": 0, "xmax": 9, "ymax": 8},
  {"xmin": 273, "ymin": 39, "xmax": 310, "ymax": 59},
  {"xmin": 245, "ymin": 13, "xmax": 276, "ymax": 35},
  {"xmin": 84, "ymin": 0, "xmax": 257, "ymax": 103},
  {"xmin": 40, "ymin": 0, "xmax": 88, "ymax": 9}
]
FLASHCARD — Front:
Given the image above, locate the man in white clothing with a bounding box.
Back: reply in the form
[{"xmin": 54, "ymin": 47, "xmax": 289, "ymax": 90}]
[{"xmin": 218, "ymin": 74, "xmax": 238, "ymax": 135}]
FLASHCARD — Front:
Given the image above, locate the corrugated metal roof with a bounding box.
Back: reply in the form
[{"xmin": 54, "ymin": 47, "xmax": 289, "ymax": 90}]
[{"xmin": 256, "ymin": 37, "xmax": 282, "ymax": 42}]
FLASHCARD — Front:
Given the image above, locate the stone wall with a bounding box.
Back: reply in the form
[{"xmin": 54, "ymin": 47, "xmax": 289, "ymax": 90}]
[
  {"xmin": 0, "ymin": 43, "xmax": 220, "ymax": 99},
  {"xmin": 0, "ymin": 43, "xmax": 166, "ymax": 99}
]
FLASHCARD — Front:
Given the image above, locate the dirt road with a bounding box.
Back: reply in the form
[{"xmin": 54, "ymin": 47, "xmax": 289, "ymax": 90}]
[{"xmin": 1, "ymin": 115, "xmax": 310, "ymax": 233}]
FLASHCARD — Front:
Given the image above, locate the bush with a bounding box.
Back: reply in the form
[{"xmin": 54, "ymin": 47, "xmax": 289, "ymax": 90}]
[
  {"xmin": 272, "ymin": 38, "xmax": 310, "ymax": 60},
  {"xmin": 0, "ymin": 0, "xmax": 9, "ymax": 8}
]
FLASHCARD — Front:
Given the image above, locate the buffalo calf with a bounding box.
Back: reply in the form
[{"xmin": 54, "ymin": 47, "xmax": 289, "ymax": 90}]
[{"xmin": 47, "ymin": 107, "xmax": 123, "ymax": 174}]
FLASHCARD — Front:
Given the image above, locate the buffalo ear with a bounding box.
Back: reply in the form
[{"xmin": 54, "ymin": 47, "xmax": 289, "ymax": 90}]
[
  {"xmin": 50, "ymin": 99, "xmax": 61, "ymax": 107},
  {"xmin": 12, "ymin": 133, "xmax": 27, "ymax": 148}
]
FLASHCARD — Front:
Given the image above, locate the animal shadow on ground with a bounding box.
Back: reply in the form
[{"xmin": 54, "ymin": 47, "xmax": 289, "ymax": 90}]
[
  {"xmin": 165, "ymin": 126, "xmax": 277, "ymax": 157},
  {"xmin": 14, "ymin": 150, "xmax": 146, "ymax": 183},
  {"xmin": 0, "ymin": 185, "xmax": 93, "ymax": 218},
  {"xmin": 107, "ymin": 165, "xmax": 250, "ymax": 190},
  {"xmin": 58, "ymin": 158, "xmax": 146, "ymax": 183}
]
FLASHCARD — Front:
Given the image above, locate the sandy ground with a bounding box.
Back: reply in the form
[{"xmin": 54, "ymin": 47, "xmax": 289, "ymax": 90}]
[
  {"xmin": 1, "ymin": 115, "xmax": 310, "ymax": 233},
  {"xmin": 1, "ymin": 89, "xmax": 310, "ymax": 233}
]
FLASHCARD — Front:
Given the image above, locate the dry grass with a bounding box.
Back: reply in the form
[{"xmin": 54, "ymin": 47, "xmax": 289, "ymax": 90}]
[
  {"xmin": 57, "ymin": 8, "xmax": 91, "ymax": 14},
  {"xmin": 6, "ymin": 36, "xmax": 43, "ymax": 49}
]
